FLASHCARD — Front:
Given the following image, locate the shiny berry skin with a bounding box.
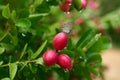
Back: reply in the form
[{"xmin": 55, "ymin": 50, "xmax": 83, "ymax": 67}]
[
  {"xmin": 81, "ymin": 0, "xmax": 87, "ymax": 9},
  {"xmin": 59, "ymin": 2, "xmax": 70, "ymax": 12},
  {"xmin": 58, "ymin": 54, "xmax": 73, "ymax": 70},
  {"xmin": 53, "ymin": 32, "xmax": 68, "ymax": 50},
  {"xmin": 43, "ymin": 50, "xmax": 58, "ymax": 66}
]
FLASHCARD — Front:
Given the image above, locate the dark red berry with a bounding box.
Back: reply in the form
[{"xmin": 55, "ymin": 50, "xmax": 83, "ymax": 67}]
[
  {"xmin": 59, "ymin": 2, "xmax": 70, "ymax": 12},
  {"xmin": 53, "ymin": 32, "xmax": 68, "ymax": 50},
  {"xmin": 43, "ymin": 50, "xmax": 58, "ymax": 66},
  {"xmin": 81, "ymin": 0, "xmax": 87, "ymax": 9},
  {"xmin": 58, "ymin": 54, "xmax": 73, "ymax": 70},
  {"xmin": 65, "ymin": 0, "xmax": 72, "ymax": 4}
]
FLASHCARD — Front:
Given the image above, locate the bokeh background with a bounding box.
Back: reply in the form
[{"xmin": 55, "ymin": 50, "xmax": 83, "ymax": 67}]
[{"xmin": 88, "ymin": 0, "xmax": 120, "ymax": 80}]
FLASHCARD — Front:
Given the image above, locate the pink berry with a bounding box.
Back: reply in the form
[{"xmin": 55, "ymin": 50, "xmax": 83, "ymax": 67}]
[
  {"xmin": 81, "ymin": 0, "xmax": 87, "ymax": 9},
  {"xmin": 58, "ymin": 54, "xmax": 73, "ymax": 70},
  {"xmin": 75, "ymin": 18, "xmax": 84, "ymax": 25},
  {"xmin": 53, "ymin": 32, "xmax": 68, "ymax": 50},
  {"xmin": 43, "ymin": 50, "xmax": 58, "ymax": 66},
  {"xmin": 65, "ymin": 0, "xmax": 72, "ymax": 4},
  {"xmin": 59, "ymin": 2, "xmax": 70, "ymax": 12}
]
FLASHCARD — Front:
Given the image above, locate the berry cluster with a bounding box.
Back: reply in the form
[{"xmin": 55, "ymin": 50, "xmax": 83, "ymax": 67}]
[
  {"xmin": 59, "ymin": 0, "xmax": 87, "ymax": 12},
  {"xmin": 43, "ymin": 32, "xmax": 73, "ymax": 70}
]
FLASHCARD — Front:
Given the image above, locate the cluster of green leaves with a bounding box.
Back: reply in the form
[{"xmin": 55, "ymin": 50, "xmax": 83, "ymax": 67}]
[{"xmin": 0, "ymin": 0, "xmax": 111, "ymax": 80}]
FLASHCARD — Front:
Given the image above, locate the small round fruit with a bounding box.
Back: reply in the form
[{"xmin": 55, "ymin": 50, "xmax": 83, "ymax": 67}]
[
  {"xmin": 43, "ymin": 50, "xmax": 58, "ymax": 66},
  {"xmin": 53, "ymin": 32, "xmax": 68, "ymax": 50},
  {"xmin": 81, "ymin": 0, "xmax": 87, "ymax": 9},
  {"xmin": 65, "ymin": 0, "xmax": 72, "ymax": 4},
  {"xmin": 59, "ymin": 2, "xmax": 70, "ymax": 12},
  {"xmin": 58, "ymin": 54, "xmax": 73, "ymax": 70}
]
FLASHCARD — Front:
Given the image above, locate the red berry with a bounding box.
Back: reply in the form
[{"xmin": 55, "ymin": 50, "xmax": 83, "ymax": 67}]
[
  {"xmin": 43, "ymin": 50, "xmax": 58, "ymax": 66},
  {"xmin": 58, "ymin": 54, "xmax": 73, "ymax": 70},
  {"xmin": 48, "ymin": 76, "xmax": 54, "ymax": 80},
  {"xmin": 81, "ymin": 0, "xmax": 87, "ymax": 9},
  {"xmin": 65, "ymin": 0, "xmax": 72, "ymax": 4},
  {"xmin": 59, "ymin": 2, "xmax": 70, "ymax": 12},
  {"xmin": 53, "ymin": 32, "xmax": 68, "ymax": 50}
]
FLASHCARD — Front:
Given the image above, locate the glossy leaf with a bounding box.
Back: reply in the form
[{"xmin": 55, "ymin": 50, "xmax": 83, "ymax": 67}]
[
  {"xmin": 31, "ymin": 40, "xmax": 47, "ymax": 59},
  {"xmin": 15, "ymin": 18, "xmax": 31, "ymax": 28},
  {"xmin": 76, "ymin": 29, "xmax": 95, "ymax": 48},
  {"xmin": 86, "ymin": 36, "xmax": 112, "ymax": 53},
  {"xmin": 85, "ymin": 33, "xmax": 101, "ymax": 50}
]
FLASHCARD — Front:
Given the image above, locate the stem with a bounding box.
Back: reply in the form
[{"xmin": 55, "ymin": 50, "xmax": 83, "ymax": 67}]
[{"xmin": 0, "ymin": 60, "xmax": 37, "ymax": 68}]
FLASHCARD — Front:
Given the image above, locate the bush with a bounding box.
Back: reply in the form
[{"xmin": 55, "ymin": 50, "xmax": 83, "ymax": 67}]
[{"xmin": 0, "ymin": 0, "xmax": 111, "ymax": 80}]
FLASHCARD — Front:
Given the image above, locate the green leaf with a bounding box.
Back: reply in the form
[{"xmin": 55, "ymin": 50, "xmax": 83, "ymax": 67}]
[
  {"xmin": 36, "ymin": 1, "xmax": 50, "ymax": 13},
  {"xmin": 85, "ymin": 33, "xmax": 101, "ymax": 50},
  {"xmin": 19, "ymin": 43, "xmax": 28, "ymax": 60},
  {"xmin": 88, "ymin": 66, "xmax": 100, "ymax": 77},
  {"xmin": 29, "ymin": 13, "xmax": 48, "ymax": 18},
  {"xmin": 36, "ymin": 57, "xmax": 43, "ymax": 65},
  {"xmin": 9, "ymin": 63, "xmax": 17, "ymax": 80},
  {"xmin": 15, "ymin": 18, "xmax": 31, "ymax": 28},
  {"xmin": 28, "ymin": 49, "xmax": 34, "ymax": 60},
  {"xmin": 11, "ymin": 10, "xmax": 16, "ymax": 21},
  {"xmin": 76, "ymin": 29, "xmax": 95, "ymax": 48},
  {"xmin": 100, "ymin": 37, "xmax": 112, "ymax": 50},
  {"xmin": 83, "ymin": 67, "xmax": 92, "ymax": 80},
  {"xmin": 31, "ymin": 40, "xmax": 47, "ymax": 59},
  {"xmin": 0, "ymin": 61, "xmax": 3, "ymax": 65},
  {"xmin": 86, "ymin": 36, "xmax": 112, "ymax": 53},
  {"xmin": 73, "ymin": 0, "xmax": 82, "ymax": 11},
  {"xmin": 0, "ymin": 47, "xmax": 5, "ymax": 54},
  {"xmin": 67, "ymin": 38, "xmax": 73, "ymax": 50},
  {"xmin": 2, "ymin": 4, "xmax": 11, "ymax": 19},
  {"xmin": 1, "ymin": 78, "xmax": 10, "ymax": 80},
  {"xmin": 33, "ymin": 0, "xmax": 43, "ymax": 7},
  {"xmin": 86, "ymin": 54, "xmax": 102, "ymax": 67}
]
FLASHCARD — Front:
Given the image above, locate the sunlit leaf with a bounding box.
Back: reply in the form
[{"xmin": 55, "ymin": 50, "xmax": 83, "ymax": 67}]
[
  {"xmin": 0, "ymin": 61, "xmax": 3, "ymax": 65},
  {"xmin": 2, "ymin": 4, "xmax": 10, "ymax": 19},
  {"xmin": 76, "ymin": 29, "xmax": 95, "ymax": 48},
  {"xmin": 9, "ymin": 63, "xmax": 17, "ymax": 80},
  {"xmin": 1, "ymin": 78, "xmax": 10, "ymax": 80},
  {"xmin": 0, "ymin": 47, "xmax": 5, "ymax": 54},
  {"xmin": 15, "ymin": 18, "xmax": 31, "ymax": 28},
  {"xmin": 36, "ymin": 57, "xmax": 43, "ymax": 65}
]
